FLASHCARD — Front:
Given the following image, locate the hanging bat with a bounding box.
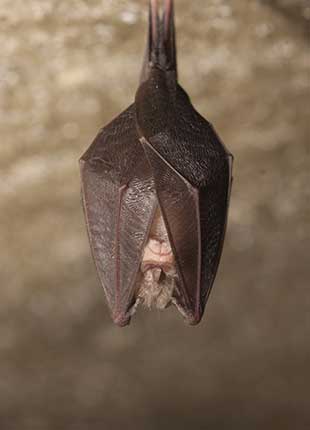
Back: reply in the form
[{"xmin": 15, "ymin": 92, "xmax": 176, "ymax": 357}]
[{"xmin": 80, "ymin": 0, "xmax": 233, "ymax": 326}]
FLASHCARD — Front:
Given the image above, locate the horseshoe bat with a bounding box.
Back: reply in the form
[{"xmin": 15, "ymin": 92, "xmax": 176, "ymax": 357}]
[{"xmin": 80, "ymin": 0, "xmax": 233, "ymax": 326}]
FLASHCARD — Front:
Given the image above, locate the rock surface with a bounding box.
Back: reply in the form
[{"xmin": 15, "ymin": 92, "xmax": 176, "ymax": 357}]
[{"xmin": 0, "ymin": 1, "xmax": 309, "ymax": 429}]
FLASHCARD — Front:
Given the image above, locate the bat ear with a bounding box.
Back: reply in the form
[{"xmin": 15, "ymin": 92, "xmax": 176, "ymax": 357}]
[{"xmin": 140, "ymin": 0, "xmax": 177, "ymax": 84}]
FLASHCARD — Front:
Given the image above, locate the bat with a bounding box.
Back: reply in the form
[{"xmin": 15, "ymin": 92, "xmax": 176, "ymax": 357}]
[{"xmin": 80, "ymin": 0, "xmax": 233, "ymax": 326}]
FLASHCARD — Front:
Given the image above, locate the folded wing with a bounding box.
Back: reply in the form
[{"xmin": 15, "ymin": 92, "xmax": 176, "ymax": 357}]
[
  {"xmin": 80, "ymin": 104, "xmax": 157, "ymax": 326},
  {"xmin": 138, "ymin": 85, "xmax": 233, "ymax": 323}
]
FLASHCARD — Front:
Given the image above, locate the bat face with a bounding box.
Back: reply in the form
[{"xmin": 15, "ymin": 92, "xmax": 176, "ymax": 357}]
[
  {"xmin": 80, "ymin": 0, "xmax": 233, "ymax": 326},
  {"xmin": 138, "ymin": 207, "xmax": 176, "ymax": 309}
]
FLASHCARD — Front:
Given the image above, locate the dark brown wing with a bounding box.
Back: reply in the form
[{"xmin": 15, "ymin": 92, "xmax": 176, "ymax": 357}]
[
  {"xmin": 80, "ymin": 104, "xmax": 157, "ymax": 326},
  {"xmin": 138, "ymin": 84, "xmax": 233, "ymax": 324}
]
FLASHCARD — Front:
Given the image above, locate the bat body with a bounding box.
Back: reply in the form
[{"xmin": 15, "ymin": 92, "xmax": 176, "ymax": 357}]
[{"xmin": 80, "ymin": 0, "xmax": 233, "ymax": 326}]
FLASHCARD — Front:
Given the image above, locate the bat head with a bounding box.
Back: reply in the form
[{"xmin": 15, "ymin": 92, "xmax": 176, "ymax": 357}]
[{"xmin": 137, "ymin": 207, "xmax": 177, "ymax": 311}]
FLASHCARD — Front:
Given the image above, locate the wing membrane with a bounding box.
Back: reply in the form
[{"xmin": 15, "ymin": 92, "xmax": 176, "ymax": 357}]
[
  {"xmin": 138, "ymin": 86, "xmax": 233, "ymax": 322},
  {"xmin": 80, "ymin": 105, "xmax": 157, "ymax": 325}
]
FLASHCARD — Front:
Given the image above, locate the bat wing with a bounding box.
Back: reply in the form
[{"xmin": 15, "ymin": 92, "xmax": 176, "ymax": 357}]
[
  {"xmin": 80, "ymin": 104, "xmax": 157, "ymax": 326},
  {"xmin": 139, "ymin": 85, "xmax": 233, "ymax": 324}
]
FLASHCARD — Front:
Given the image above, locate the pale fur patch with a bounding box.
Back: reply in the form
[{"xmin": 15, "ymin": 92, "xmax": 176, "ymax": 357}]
[{"xmin": 136, "ymin": 207, "xmax": 177, "ymax": 310}]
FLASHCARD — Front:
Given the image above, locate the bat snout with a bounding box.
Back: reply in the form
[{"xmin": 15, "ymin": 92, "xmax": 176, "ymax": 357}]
[{"xmin": 145, "ymin": 238, "xmax": 173, "ymax": 259}]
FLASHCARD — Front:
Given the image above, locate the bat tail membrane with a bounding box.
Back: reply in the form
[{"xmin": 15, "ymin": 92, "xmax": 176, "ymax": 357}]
[{"xmin": 140, "ymin": 0, "xmax": 177, "ymax": 84}]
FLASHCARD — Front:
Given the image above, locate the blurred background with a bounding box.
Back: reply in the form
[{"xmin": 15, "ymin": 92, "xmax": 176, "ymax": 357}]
[{"xmin": 0, "ymin": 0, "xmax": 309, "ymax": 429}]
